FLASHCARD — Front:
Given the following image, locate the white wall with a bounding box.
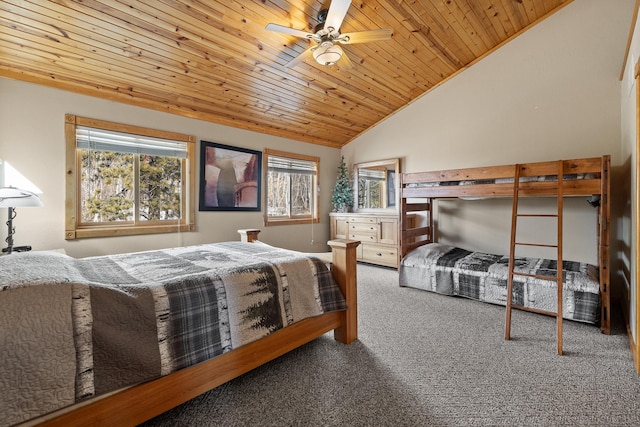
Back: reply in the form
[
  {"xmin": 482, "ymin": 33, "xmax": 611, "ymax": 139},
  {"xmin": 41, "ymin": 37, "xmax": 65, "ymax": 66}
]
[
  {"xmin": 0, "ymin": 78, "xmax": 341, "ymax": 257},
  {"xmin": 343, "ymin": 0, "xmax": 633, "ymax": 268}
]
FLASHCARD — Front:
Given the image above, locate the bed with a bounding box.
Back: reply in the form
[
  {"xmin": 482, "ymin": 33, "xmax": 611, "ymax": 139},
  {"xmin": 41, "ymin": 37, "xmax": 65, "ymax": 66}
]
[
  {"xmin": 399, "ymin": 156, "xmax": 611, "ymax": 334},
  {"xmin": 0, "ymin": 230, "xmax": 359, "ymax": 427},
  {"xmin": 400, "ymin": 243, "xmax": 601, "ymax": 324}
]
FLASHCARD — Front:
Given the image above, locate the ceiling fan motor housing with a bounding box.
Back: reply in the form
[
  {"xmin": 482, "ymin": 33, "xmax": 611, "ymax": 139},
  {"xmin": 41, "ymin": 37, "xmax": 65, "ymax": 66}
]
[
  {"xmin": 317, "ymin": 9, "xmax": 328, "ymax": 24},
  {"xmin": 314, "ymin": 9, "xmax": 329, "ymax": 33}
]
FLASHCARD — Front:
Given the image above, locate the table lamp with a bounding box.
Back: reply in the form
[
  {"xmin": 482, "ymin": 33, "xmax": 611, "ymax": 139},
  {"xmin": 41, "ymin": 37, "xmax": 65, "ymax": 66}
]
[{"xmin": 0, "ymin": 186, "xmax": 43, "ymax": 254}]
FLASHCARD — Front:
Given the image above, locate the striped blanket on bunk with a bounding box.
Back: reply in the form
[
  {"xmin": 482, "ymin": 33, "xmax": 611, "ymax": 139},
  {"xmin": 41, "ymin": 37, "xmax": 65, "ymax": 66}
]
[{"xmin": 399, "ymin": 243, "xmax": 600, "ymax": 324}]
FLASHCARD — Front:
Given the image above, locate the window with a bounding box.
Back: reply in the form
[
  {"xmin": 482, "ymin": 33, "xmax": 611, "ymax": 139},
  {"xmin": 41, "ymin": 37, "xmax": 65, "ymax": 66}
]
[
  {"xmin": 264, "ymin": 149, "xmax": 319, "ymax": 226},
  {"xmin": 357, "ymin": 168, "xmax": 386, "ymax": 209},
  {"xmin": 65, "ymin": 115, "xmax": 195, "ymax": 239}
]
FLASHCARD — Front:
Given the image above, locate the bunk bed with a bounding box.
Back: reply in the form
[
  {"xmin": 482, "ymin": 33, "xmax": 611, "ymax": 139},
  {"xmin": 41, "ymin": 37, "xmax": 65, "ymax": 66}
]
[
  {"xmin": 1, "ymin": 230, "xmax": 359, "ymax": 427},
  {"xmin": 399, "ymin": 156, "xmax": 611, "ymax": 335}
]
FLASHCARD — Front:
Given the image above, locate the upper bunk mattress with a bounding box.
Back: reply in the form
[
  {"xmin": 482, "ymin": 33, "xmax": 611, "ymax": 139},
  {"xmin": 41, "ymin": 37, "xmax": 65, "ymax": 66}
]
[
  {"xmin": 399, "ymin": 243, "xmax": 600, "ymax": 324},
  {"xmin": 405, "ymin": 172, "xmax": 597, "ymax": 188}
]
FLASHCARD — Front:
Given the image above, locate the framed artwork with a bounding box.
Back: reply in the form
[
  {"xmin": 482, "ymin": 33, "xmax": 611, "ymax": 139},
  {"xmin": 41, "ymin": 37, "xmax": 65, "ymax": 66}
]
[{"xmin": 199, "ymin": 141, "xmax": 262, "ymax": 211}]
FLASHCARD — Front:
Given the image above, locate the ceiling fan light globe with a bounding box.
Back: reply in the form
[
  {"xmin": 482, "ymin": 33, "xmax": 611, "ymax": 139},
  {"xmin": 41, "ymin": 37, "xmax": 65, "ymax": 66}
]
[{"xmin": 313, "ymin": 44, "xmax": 343, "ymax": 66}]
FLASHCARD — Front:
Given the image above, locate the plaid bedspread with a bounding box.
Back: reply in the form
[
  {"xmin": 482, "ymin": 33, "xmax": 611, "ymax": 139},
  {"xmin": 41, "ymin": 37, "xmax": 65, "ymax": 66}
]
[
  {"xmin": 400, "ymin": 243, "xmax": 600, "ymax": 324},
  {"xmin": 0, "ymin": 241, "xmax": 345, "ymax": 426}
]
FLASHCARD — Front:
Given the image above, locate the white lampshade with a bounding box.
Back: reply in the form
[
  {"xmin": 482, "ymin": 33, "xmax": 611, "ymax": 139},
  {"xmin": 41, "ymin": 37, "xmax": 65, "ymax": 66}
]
[
  {"xmin": 313, "ymin": 43, "xmax": 343, "ymax": 66},
  {"xmin": 0, "ymin": 187, "xmax": 43, "ymax": 208},
  {"xmin": 0, "ymin": 159, "xmax": 42, "ymax": 193}
]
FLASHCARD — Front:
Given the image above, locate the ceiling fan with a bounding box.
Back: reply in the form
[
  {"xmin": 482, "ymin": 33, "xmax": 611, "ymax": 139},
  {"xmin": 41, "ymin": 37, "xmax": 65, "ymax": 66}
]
[{"xmin": 265, "ymin": 0, "xmax": 392, "ymax": 68}]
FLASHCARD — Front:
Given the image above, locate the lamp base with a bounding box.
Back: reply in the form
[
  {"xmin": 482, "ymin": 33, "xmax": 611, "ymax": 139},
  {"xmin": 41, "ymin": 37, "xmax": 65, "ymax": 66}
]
[
  {"xmin": 4, "ymin": 206, "xmax": 15, "ymax": 254},
  {"xmin": 2, "ymin": 245, "xmax": 31, "ymax": 253}
]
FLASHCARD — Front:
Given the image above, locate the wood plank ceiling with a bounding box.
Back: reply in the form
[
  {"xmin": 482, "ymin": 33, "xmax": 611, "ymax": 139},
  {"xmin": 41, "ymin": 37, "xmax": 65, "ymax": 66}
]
[{"xmin": 0, "ymin": 0, "xmax": 572, "ymax": 148}]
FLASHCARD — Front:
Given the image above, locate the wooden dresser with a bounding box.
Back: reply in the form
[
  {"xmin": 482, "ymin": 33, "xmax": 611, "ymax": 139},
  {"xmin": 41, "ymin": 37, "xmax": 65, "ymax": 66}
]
[{"xmin": 329, "ymin": 212, "xmax": 409, "ymax": 268}]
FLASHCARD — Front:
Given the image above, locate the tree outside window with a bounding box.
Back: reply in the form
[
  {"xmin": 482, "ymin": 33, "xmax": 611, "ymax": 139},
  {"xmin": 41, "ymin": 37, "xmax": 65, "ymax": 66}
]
[
  {"xmin": 264, "ymin": 149, "xmax": 319, "ymax": 226},
  {"xmin": 65, "ymin": 115, "xmax": 195, "ymax": 239},
  {"xmin": 80, "ymin": 152, "xmax": 182, "ymax": 223}
]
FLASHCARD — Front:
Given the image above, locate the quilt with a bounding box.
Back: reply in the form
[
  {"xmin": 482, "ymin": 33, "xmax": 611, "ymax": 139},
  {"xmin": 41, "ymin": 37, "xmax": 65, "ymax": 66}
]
[
  {"xmin": 0, "ymin": 241, "xmax": 346, "ymax": 426},
  {"xmin": 399, "ymin": 243, "xmax": 600, "ymax": 324}
]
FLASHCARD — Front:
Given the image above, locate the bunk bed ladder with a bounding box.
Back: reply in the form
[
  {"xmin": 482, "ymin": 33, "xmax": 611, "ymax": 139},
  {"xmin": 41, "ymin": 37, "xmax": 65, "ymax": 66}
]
[{"xmin": 505, "ymin": 161, "xmax": 565, "ymax": 355}]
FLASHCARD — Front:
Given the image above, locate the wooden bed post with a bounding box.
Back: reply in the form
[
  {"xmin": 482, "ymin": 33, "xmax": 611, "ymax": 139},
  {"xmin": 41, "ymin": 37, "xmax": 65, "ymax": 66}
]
[
  {"xmin": 599, "ymin": 155, "xmax": 611, "ymax": 334},
  {"xmin": 238, "ymin": 228, "xmax": 261, "ymax": 242},
  {"xmin": 328, "ymin": 239, "xmax": 360, "ymax": 344}
]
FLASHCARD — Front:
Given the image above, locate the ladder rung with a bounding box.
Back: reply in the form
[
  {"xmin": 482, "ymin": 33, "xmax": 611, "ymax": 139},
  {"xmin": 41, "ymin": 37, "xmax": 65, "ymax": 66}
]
[
  {"xmin": 516, "ymin": 213, "xmax": 558, "ymax": 218},
  {"xmin": 514, "ymin": 242, "xmax": 558, "ymax": 248},
  {"xmin": 510, "ymin": 304, "xmax": 559, "ymax": 317},
  {"xmin": 512, "ymin": 271, "xmax": 561, "ymax": 281}
]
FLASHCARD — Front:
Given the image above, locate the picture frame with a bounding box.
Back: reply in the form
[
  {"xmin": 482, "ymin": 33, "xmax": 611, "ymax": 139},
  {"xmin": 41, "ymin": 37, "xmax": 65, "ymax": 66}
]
[{"xmin": 199, "ymin": 141, "xmax": 262, "ymax": 211}]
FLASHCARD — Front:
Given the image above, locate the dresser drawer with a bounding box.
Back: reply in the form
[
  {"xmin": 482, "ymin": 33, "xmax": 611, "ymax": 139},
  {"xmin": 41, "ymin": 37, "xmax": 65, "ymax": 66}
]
[
  {"xmin": 361, "ymin": 244, "xmax": 398, "ymax": 267},
  {"xmin": 348, "ymin": 222, "xmax": 378, "ymax": 243},
  {"xmin": 348, "ymin": 216, "xmax": 377, "ymax": 224},
  {"xmin": 349, "ymin": 232, "xmax": 377, "ymax": 243},
  {"xmin": 349, "ymin": 222, "xmax": 377, "ymax": 234}
]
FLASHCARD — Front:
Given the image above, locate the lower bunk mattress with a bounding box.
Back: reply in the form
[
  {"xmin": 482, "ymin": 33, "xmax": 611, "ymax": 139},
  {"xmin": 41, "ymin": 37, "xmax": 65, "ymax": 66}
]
[{"xmin": 399, "ymin": 243, "xmax": 600, "ymax": 324}]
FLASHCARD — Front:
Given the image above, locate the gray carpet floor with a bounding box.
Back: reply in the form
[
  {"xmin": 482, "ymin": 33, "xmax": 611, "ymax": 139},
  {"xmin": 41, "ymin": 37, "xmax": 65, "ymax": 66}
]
[{"xmin": 141, "ymin": 263, "xmax": 640, "ymax": 426}]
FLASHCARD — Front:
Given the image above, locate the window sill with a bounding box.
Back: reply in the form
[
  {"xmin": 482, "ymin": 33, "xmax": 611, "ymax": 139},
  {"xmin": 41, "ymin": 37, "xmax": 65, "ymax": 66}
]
[
  {"xmin": 264, "ymin": 218, "xmax": 319, "ymax": 227},
  {"xmin": 66, "ymin": 223, "xmax": 194, "ymax": 240}
]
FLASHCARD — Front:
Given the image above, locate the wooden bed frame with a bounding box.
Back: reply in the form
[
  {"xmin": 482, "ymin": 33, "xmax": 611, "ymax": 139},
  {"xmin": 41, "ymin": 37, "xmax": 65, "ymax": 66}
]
[
  {"xmin": 399, "ymin": 156, "xmax": 611, "ymax": 334},
  {"xmin": 29, "ymin": 230, "xmax": 359, "ymax": 427}
]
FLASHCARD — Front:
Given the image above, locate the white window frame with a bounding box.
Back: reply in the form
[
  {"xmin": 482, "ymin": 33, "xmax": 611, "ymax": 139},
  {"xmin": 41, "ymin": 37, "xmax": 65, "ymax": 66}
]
[
  {"xmin": 264, "ymin": 148, "xmax": 319, "ymax": 226},
  {"xmin": 64, "ymin": 114, "xmax": 195, "ymax": 239}
]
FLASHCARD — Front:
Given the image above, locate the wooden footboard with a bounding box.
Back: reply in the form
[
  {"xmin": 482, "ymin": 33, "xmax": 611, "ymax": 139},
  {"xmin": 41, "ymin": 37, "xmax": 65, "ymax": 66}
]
[{"xmin": 31, "ymin": 231, "xmax": 359, "ymax": 427}]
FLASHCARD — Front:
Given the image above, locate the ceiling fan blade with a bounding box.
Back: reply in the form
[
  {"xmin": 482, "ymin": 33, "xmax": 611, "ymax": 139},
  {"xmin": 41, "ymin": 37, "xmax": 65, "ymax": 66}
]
[
  {"xmin": 266, "ymin": 23, "xmax": 314, "ymax": 39},
  {"xmin": 338, "ymin": 51, "xmax": 354, "ymax": 70},
  {"xmin": 339, "ymin": 28, "xmax": 393, "ymax": 44},
  {"xmin": 324, "ymin": 0, "xmax": 351, "ymax": 31},
  {"xmin": 285, "ymin": 46, "xmax": 315, "ymax": 68}
]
